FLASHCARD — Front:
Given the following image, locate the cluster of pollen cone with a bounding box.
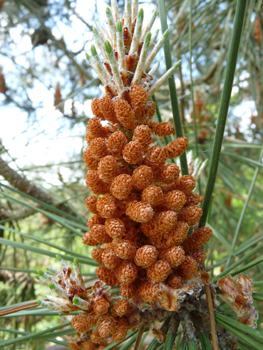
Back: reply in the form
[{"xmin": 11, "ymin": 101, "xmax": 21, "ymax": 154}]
[{"xmin": 37, "ymin": 1, "xmax": 213, "ymax": 349}]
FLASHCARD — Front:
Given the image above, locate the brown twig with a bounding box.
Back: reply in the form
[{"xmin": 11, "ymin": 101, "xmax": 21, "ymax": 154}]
[
  {"xmin": 133, "ymin": 325, "xmax": 145, "ymax": 350},
  {"xmin": 183, "ymin": 58, "xmax": 220, "ymax": 90},
  {"xmin": 207, "ymin": 127, "xmax": 248, "ymax": 144},
  {"xmin": 0, "ymin": 156, "xmax": 75, "ymax": 216},
  {"xmin": 218, "ymin": 294, "xmax": 237, "ymax": 313},
  {"xmin": 215, "ymin": 186, "xmax": 263, "ymax": 209},
  {"xmin": 204, "ymin": 284, "xmax": 219, "ymax": 350},
  {"xmin": 0, "ymin": 205, "xmax": 34, "ymax": 221},
  {"xmin": 178, "ymin": 59, "xmax": 186, "ymax": 125},
  {"xmin": 0, "ymin": 301, "xmax": 39, "ymax": 317}
]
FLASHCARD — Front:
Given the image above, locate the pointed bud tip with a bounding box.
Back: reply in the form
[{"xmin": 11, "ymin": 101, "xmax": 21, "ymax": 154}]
[
  {"xmin": 48, "ymin": 283, "xmax": 55, "ymax": 289},
  {"xmin": 163, "ymin": 29, "xmax": 169, "ymax": 39},
  {"xmin": 38, "ymin": 270, "xmax": 44, "ymax": 276},
  {"xmin": 74, "ymin": 258, "xmax": 79, "ymax": 266},
  {"xmin": 106, "ymin": 7, "xmax": 112, "ymax": 16},
  {"xmin": 116, "ymin": 21, "xmax": 122, "ymax": 32},
  {"xmin": 144, "ymin": 32, "xmax": 151, "ymax": 43},
  {"xmin": 138, "ymin": 8, "xmax": 144, "ymax": 18},
  {"xmin": 93, "ymin": 26, "xmax": 98, "ymax": 35},
  {"xmin": 104, "ymin": 40, "xmax": 113, "ymax": 54},
  {"xmin": 36, "ymin": 300, "xmax": 42, "ymax": 305},
  {"xmin": 91, "ymin": 45, "xmax": 97, "ymax": 56},
  {"xmin": 73, "ymin": 297, "xmax": 79, "ymax": 304},
  {"xmin": 35, "ymin": 275, "xmax": 40, "ymax": 280}
]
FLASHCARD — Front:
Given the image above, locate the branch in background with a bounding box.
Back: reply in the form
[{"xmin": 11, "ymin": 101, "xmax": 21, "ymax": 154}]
[
  {"xmin": 215, "ymin": 187, "xmax": 263, "ymax": 209},
  {"xmin": 0, "ymin": 205, "xmax": 33, "ymax": 221},
  {"xmin": 0, "ymin": 301, "xmax": 38, "ymax": 317},
  {"xmin": 22, "ymin": 0, "xmax": 93, "ymax": 81},
  {"xmin": 44, "ymin": 346, "xmax": 68, "ymax": 350},
  {"xmin": 208, "ymin": 127, "xmax": 248, "ymax": 144},
  {"xmin": 0, "ymin": 156, "xmax": 75, "ymax": 216},
  {"xmin": 183, "ymin": 58, "xmax": 219, "ymax": 90},
  {"xmin": 178, "ymin": 60, "xmax": 186, "ymax": 125}
]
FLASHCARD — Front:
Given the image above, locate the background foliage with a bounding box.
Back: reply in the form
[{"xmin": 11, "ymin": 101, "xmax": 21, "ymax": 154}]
[{"xmin": 0, "ymin": 0, "xmax": 263, "ymax": 349}]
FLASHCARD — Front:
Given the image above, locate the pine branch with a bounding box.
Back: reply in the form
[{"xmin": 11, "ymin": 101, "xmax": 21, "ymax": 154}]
[{"xmin": 0, "ymin": 156, "xmax": 75, "ymax": 216}]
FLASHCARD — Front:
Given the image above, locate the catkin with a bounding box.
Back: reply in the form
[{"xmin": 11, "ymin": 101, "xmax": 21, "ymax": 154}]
[
  {"xmin": 159, "ymin": 246, "xmax": 185, "ymax": 267},
  {"xmin": 138, "ymin": 281, "xmax": 162, "ymax": 302},
  {"xmin": 91, "ymin": 329, "xmax": 106, "ymax": 344},
  {"xmin": 141, "ymin": 185, "xmax": 164, "ymax": 207},
  {"xmin": 165, "ymin": 136, "xmax": 188, "ymax": 159},
  {"xmin": 96, "ymin": 266, "xmax": 117, "ymax": 287},
  {"xmin": 122, "ymin": 141, "xmax": 145, "ymax": 164},
  {"xmin": 120, "ymin": 281, "xmax": 138, "ymax": 299},
  {"xmin": 90, "ymin": 224, "xmax": 112, "ymax": 244},
  {"xmin": 149, "ymin": 221, "xmax": 189, "ymax": 249},
  {"xmin": 162, "ymin": 190, "xmax": 186, "ymax": 212},
  {"xmin": 91, "ymin": 98, "xmax": 104, "ymax": 120},
  {"xmin": 93, "ymin": 296, "xmax": 110, "ymax": 315},
  {"xmin": 175, "ymin": 175, "xmax": 196, "ymax": 194},
  {"xmin": 147, "ymin": 259, "xmax": 171, "ymax": 283},
  {"xmin": 71, "ymin": 312, "xmax": 98, "ymax": 333},
  {"xmin": 97, "ymin": 156, "xmax": 121, "ymax": 183},
  {"xmin": 132, "ymin": 125, "xmax": 152, "ymax": 148},
  {"xmin": 83, "ymin": 231, "xmax": 99, "ymax": 246},
  {"xmin": 83, "ymin": 340, "xmax": 96, "ymax": 350},
  {"xmin": 114, "ymin": 99, "xmax": 136, "ymax": 130},
  {"xmin": 134, "ymin": 245, "xmax": 158, "ymax": 268},
  {"xmin": 110, "ymin": 174, "xmax": 133, "ymax": 200},
  {"xmin": 105, "ymin": 218, "xmax": 126, "ymax": 240},
  {"xmin": 143, "ymin": 146, "xmax": 167, "ymax": 170},
  {"xmin": 86, "ymin": 118, "xmax": 108, "ymax": 140},
  {"xmin": 91, "ymin": 247, "xmax": 104, "ymax": 265},
  {"xmin": 182, "ymin": 226, "xmax": 213, "ymax": 252},
  {"xmin": 39, "ymin": 3, "xmax": 215, "ymax": 347},
  {"xmin": 87, "ymin": 214, "xmax": 106, "ymax": 229},
  {"xmin": 149, "ymin": 121, "xmax": 175, "ymax": 137},
  {"xmin": 86, "ymin": 170, "xmax": 110, "ymax": 195},
  {"xmin": 155, "ymin": 163, "xmax": 180, "ymax": 183},
  {"xmin": 132, "ymin": 165, "xmax": 153, "ymax": 191},
  {"xmin": 167, "ymin": 274, "xmax": 183, "ymax": 289},
  {"xmin": 126, "ymin": 200, "xmax": 154, "ymax": 223},
  {"xmin": 112, "ymin": 318, "xmax": 129, "ymax": 342},
  {"xmin": 89, "ymin": 138, "xmax": 109, "ymax": 159},
  {"xmin": 101, "ymin": 250, "xmax": 122, "ymax": 269},
  {"xmin": 130, "ymin": 85, "xmax": 148, "ymax": 115},
  {"xmin": 141, "ymin": 211, "xmax": 177, "ymax": 237},
  {"xmin": 178, "ymin": 256, "xmax": 199, "ymax": 280},
  {"xmin": 188, "ymin": 249, "xmax": 206, "ymax": 263},
  {"xmin": 97, "ymin": 315, "xmax": 117, "ymax": 337},
  {"xmin": 112, "ymin": 299, "xmax": 131, "ymax": 317},
  {"xmin": 178, "ymin": 205, "xmax": 203, "ymax": 226},
  {"xmin": 185, "ymin": 193, "xmax": 204, "ymax": 207},
  {"xmin": 85, "ymin": 196, "xmax": 98, "ymax": 214},
  {"xmin": 83, "ymin": 148, "xmax": 100, "ymax": 170},
  {"xmin": 96, "ymin": 194, "xmax": 118, "ymax": 218},
  {"xmin": 107, "ymin": 131, "xmax": 128, "ymax": 157},
  {"xmin": 146, "ymin": 101, "xmax": 156, "ymax": 119},
  {"xmin": 114, "ymin": 240, "xmax": 137, "ymax": 259},
  {"xmin": 115, "ymin": 261, "xmax": 138, "ymax": 284},
  {"xmin": 99, "ymin": 96, "xmax": 118, "ymax": 124}
]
